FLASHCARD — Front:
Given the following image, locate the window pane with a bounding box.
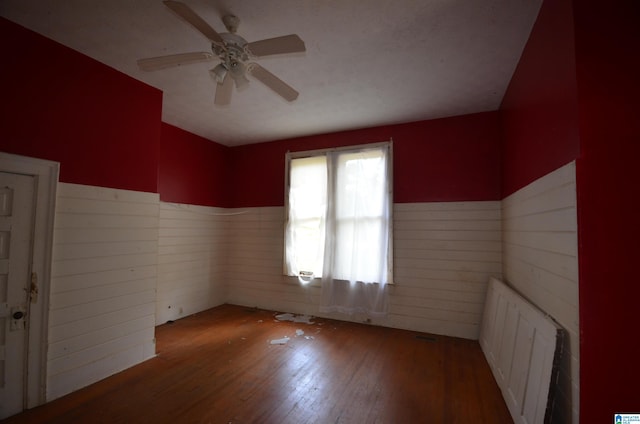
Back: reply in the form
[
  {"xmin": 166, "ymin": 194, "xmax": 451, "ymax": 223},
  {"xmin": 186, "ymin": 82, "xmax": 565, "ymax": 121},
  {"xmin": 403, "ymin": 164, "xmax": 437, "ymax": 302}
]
[
  {"xmin": 285, "ymin": 144, "xmax": 392, "ymax": 287},
  {"xmin": 336, "ymin": 149, "xmax": 387, "ymax": 219},
  {"xmin": 333, "ymin": 148, "xmax": 389, "ymax": 282},
  {"xmin": 285, "ymin": 156, "xmax": 327, "ymax": 277}
]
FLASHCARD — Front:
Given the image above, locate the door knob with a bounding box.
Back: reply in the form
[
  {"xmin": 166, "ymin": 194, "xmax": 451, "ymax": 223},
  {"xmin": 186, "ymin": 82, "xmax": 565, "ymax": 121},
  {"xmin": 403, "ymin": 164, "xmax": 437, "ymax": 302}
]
[{"xmin": 10, "ymin": 307, "xmax": 26, "ymax": 331}]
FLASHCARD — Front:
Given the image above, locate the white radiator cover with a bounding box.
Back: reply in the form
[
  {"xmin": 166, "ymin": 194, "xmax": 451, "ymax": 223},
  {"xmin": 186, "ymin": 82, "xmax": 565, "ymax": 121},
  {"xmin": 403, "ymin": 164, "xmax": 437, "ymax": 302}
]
[{"xmin": 480, "ymin": 277, "xmax": 562, "ymax": 424}]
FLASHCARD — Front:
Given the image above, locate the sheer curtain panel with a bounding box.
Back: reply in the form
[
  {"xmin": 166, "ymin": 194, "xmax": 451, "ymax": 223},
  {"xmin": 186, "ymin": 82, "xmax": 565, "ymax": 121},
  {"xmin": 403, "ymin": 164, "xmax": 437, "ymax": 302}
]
[
  {"xmin": 284, "ymin": 155, "xmax": 327, "ymax": 279},
  {"xmin": 285, "ymin": 143, "xmax": 392, "ymax": 317}
]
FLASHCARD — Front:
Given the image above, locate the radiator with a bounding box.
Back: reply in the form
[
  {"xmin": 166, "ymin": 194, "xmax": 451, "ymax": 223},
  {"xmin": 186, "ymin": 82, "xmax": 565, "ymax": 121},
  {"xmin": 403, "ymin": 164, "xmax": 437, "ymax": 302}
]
[{"xmin": 479, "ymin": 277, "xmax": 563, "ymax": 424}]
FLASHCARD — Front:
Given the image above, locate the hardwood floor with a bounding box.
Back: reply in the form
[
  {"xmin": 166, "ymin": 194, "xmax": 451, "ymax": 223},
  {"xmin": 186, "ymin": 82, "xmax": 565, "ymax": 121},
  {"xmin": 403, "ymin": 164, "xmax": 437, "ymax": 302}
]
[{"xmin": 3, "ymin": 304, "xmax": 512, "ymax": 423}]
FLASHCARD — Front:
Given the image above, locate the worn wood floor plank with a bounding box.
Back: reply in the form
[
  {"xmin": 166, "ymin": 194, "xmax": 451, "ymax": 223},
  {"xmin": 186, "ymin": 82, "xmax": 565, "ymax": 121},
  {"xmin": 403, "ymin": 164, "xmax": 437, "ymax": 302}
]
[{"xmin": 2, "ymin": 304, "xmax": 512, "ymax": 423}]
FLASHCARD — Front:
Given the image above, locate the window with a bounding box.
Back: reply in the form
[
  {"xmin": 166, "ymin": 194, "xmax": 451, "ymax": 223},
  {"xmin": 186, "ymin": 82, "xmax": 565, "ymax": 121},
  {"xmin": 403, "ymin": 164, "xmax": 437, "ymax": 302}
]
[
  {"xmin": 285, "ymin": 155, "xmax": 327, "ymax": 279},
  {"xmin": 284, "ymin": 142, "xmax": 392, "ymax": 287}
]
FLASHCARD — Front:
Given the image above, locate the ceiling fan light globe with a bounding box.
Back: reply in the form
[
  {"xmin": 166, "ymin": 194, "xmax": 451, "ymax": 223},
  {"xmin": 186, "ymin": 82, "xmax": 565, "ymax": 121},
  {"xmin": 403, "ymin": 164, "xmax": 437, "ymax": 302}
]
[
  {"xmin": 210, "ymin": 63, "xmax": 228, "ymax": 83},
  {"xmin": 228, "ymin": 60, "xmax": 246, "ymax": 78},
  {"xmin": 233, "ymin": 74, "xmax": 250, "ymax": 91}
]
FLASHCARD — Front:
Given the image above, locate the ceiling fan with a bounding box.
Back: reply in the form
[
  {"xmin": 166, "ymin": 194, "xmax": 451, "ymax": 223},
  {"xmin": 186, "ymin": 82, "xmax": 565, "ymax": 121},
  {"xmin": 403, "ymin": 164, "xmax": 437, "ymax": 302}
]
[{"xmin": 138, "ymin": 0, "xmax": 306, "ymax": 105}]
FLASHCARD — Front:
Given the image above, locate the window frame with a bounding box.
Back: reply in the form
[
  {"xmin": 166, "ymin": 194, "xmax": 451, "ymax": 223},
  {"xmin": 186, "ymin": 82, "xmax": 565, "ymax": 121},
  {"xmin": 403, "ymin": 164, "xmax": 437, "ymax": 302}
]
[{"xmin": 283, "ymin": 141, "xmax": 394, "ymax": 284}]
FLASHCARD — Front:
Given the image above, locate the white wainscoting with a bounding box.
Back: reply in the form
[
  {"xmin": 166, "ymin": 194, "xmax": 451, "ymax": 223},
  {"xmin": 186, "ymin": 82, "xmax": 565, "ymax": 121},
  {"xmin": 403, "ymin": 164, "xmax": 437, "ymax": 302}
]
[
  {"xmin": 391, "ymin": 201, "xmax": 502, "ymax": 339},
  {"xmin": 156, "ymin": 202, "xmax": 228, "ymax": 325},
  {"xmin": 43, "ymin": 173, "xmax": 577, "ymax": 417},
  {"xmin": 48, "ymin": 183, "xmax": 158, "ymax": 400},
  {"xmin": 502, "ymin": 161, "xmax": 579, "ymax": 424},
  {"xmin": 224, "ymin": 202, "xmax": 502, "ymax": 340}
]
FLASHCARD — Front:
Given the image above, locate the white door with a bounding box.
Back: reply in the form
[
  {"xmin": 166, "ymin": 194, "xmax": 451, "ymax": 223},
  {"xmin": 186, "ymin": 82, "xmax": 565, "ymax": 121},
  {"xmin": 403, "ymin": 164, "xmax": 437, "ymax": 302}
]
[{"xmin": 0, "ymin": 172, "xmax": 36, "ymax": 419}]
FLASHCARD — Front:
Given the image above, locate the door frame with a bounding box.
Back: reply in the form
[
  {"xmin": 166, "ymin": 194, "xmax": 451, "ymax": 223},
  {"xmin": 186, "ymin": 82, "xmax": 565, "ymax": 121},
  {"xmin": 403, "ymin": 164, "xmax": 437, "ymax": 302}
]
[{"xmin": 0, "ymin": 152, "xmax": 58, "ymax": 409}]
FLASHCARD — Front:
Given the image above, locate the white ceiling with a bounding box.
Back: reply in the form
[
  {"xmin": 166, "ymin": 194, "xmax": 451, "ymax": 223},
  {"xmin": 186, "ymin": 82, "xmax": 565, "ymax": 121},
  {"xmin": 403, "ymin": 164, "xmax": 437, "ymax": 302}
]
[{"xmin": 1, "ymin": 0, "xmax": 541, "ymax": 146}]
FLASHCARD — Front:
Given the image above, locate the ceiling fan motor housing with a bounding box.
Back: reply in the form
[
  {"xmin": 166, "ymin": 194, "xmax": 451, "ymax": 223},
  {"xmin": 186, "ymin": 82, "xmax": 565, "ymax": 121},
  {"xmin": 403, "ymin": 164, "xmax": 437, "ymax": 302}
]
[{"xmin": 213, "ymin": 33, "xmax": 250, "ymax": 66}]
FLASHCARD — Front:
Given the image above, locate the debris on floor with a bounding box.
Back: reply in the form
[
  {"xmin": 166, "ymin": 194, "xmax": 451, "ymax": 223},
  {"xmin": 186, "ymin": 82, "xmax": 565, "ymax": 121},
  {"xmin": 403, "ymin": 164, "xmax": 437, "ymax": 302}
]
[
  {"xmin": 295, "ymin": 329, "xmax": 304, "ymax": 337},
  {"xmin": 269, "ymin": 337, "xmax": 290, "ymax": 345},
  {"xmin": 274, "ymin": 312, "xmax": 314, "ymax": 324}
]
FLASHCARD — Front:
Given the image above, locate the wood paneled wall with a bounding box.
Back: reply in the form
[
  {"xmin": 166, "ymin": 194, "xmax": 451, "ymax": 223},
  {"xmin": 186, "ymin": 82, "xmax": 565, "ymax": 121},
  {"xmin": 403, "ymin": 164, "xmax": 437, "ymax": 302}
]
[
  {"xmin": 156, "ymin": 202, "xmax": 228, "ymax": 325},
  {"xmin": 391, "ymin": 202, "xmax": 502, "ymax": 339},
  {"xmin": 502, "ymin": 162, "xmax": 578, "ymax": 423},
  {"xmin": 49, "ymin": 183, "xmax": 158, "ymax": 400},
  {"xmin": 44, "ymin": 172, "xmax": 575, "ymax": 413},
  {"xmin": 224, "ymin": 202, "xmax": 502, "ymax": 340}
]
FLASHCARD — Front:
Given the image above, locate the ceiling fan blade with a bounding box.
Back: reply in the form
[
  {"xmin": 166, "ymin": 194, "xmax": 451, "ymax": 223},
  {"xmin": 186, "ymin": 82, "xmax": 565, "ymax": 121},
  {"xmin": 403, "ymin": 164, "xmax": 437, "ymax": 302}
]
[
  {"xmin": 214, "ymin": 72, "xmax": 233, "ymax": 106},
  {"xmin": 246, "ymin": 34, "xmax": 306, "ymax": 57},
  {"xmin": 163, "ymin": 0, "xmax": 224, "ymax": 44},
  {"xmin": 137, "ymin": 52, "xmax": 213, "ymax": 71},
  {"xmin": 248, "ymin": 63, "xmax": 299, "ymax": 101}
]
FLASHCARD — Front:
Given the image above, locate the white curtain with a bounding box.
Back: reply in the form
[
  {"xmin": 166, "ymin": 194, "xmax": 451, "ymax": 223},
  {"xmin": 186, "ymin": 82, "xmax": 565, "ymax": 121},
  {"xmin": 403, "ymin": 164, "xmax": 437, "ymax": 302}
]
[
  {"xmin": 320, "ymin": 146, "xmax": 391, "ymax": 317},
  {"xmin": 285, "ymin": 144, "xmax": 391, "ymax": 317},
  {"xmin": 285, "ymin": 156, "xmax": 327, "ymax": 279}
]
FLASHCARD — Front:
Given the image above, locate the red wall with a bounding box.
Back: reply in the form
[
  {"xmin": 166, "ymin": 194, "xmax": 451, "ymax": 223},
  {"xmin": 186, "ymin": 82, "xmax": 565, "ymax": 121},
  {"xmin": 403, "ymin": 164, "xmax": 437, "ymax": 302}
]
[
  {"xmin": 159, "ymin": 123, "xmax": 231, "ymax": 207},
  {"xmin": 574, "ymin": 1, "xmax": 640, "ymax": 421},
  {"xmin": 499, "ymin": 0, "xmax": 580, "ymax": 197},
  {"xmin": 230, "ymin": 112, "xmax": 502, "ymax": 207},
  {"xmin": 0, "ymin": 18, "xmax": 162, "ymax": 193},
  {"xmin": 0, "ymin": 18, "xmax": 503, "ymax": 210},
  {"xmin": 501, "ymin": 0, "xmax": 640, "ymax": 420}
]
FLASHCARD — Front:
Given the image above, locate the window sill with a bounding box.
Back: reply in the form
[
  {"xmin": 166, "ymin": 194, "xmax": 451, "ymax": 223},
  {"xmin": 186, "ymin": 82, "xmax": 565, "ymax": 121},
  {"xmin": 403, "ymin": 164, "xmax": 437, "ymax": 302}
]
[{"xmin": 284, "ymin": 275, "xmax": 395, "ymax": 287}]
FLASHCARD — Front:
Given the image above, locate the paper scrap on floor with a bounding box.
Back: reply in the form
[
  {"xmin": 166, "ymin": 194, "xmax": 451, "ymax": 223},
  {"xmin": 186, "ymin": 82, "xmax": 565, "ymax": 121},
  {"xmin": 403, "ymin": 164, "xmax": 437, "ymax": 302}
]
[
  {"xmin": 275, "ymin": 313, "xmax": 314, "ymax": 324},
  {"xmin": 270, "ymin": 337, "xmax": 290, "ymax": 345}
]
